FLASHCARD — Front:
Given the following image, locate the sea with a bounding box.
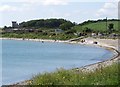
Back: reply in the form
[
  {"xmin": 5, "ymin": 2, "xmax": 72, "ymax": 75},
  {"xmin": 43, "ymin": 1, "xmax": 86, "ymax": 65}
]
[{"xmin": 1, "ymin": 39, "xmax": 114, "ymax": 85}]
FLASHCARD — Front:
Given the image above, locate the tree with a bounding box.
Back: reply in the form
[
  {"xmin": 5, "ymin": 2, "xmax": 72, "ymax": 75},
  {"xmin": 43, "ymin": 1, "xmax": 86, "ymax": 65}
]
[
  {"xmin": 108, "ymin": 23, "xmax": 114, "ymax": 33},
  {"xmin": 83, "ymin": 27, "xmax": 92, "ymax": 33},
  {"xmin": 3, "ymin": 26, "xmax": 7, "ymax": 29},
  {"xmin": 59, "ymin": 22, "xmax": 74, "ymax": 30},
  {"xmin": 65, "ymin": 29, "xmax": 76, "ymax": 34},
  {"xmin": 19, "ymin": 19, "xmax": 69, "ymax": 28}
]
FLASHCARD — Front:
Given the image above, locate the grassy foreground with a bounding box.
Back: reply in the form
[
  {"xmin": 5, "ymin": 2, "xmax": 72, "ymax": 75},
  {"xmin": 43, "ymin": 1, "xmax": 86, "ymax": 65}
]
[{"xmin": 29, "ymin": 63, "xmax": 119, "ymax": 85}]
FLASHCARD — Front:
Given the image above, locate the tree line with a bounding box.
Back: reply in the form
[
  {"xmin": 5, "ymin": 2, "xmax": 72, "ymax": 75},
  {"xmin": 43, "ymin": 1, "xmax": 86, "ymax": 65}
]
[
  {"xmin": 79, "ymin": 19, "xmax": 119, "ymax": 26},
  {"xmin": 19, "ymin": 19, "xmax": 75, "ymax": 30}
]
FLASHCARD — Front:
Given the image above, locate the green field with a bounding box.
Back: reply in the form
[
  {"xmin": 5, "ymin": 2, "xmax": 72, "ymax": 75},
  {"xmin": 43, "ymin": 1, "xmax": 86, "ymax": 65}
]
[
  {"xmin": 29, "ymin": 63, "xmax": 119, "ymax": 85},
  {"xmin": 73, "ymin": 20, "xmax": 119, "ymax": 32}
]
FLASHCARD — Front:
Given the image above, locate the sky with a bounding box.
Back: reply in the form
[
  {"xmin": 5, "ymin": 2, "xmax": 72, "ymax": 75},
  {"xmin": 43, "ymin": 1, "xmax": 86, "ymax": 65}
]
[{"xmin": 0, "ymin": 0, "xmax": 119, "ymax": 27}]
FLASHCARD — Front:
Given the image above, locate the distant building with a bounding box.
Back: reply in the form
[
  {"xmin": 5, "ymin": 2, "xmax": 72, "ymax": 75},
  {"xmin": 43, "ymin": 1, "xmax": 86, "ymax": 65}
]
[
  {"xmin": 3, "ymin": 28, "xmax": 13, "ymax": 33},
  {"xmin": 55, "ymin": 29, "xmax": 63, "ymax": 33},
  {"xmin": 12, "ymin": 21, "xmax": 19, "ymax": 28}
]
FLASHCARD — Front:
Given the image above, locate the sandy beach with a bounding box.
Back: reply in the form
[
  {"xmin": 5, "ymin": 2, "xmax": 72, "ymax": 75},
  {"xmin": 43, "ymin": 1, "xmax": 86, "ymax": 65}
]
[{"xmin": 1, "ymin": 37, "xmax": 120, "ymax": 85}]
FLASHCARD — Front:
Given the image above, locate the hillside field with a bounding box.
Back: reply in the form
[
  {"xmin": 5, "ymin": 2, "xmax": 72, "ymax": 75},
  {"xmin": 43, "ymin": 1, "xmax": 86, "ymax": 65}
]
[{"xmin": 73, "ymin": 20, "xmax": 119, "ymax": 32}]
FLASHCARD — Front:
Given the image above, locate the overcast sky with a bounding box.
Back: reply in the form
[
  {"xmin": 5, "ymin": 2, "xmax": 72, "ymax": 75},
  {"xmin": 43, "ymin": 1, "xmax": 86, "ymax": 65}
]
[{"xmin": 0, "ymin": 0, "xmax": 119, "ymax": 27}]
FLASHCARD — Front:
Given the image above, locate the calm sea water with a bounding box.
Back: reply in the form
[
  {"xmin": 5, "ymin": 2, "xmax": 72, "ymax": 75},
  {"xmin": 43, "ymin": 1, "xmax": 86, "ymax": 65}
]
[{"xmin": 1, "ymin": 39, "xmax": 114, "ymax": 85}]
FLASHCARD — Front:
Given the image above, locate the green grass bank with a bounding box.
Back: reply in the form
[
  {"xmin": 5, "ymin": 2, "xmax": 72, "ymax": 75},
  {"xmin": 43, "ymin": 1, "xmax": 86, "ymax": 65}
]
[{"xmin": 28, "ymin": 62, "xmax": 119, "ymax": 85}]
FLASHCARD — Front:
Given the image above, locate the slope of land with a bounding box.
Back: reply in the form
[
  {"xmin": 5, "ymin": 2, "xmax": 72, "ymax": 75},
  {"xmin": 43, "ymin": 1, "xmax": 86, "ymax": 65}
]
[{"xmin": 73, "ymin": 20, "xmax": 119, "ymax": 33}]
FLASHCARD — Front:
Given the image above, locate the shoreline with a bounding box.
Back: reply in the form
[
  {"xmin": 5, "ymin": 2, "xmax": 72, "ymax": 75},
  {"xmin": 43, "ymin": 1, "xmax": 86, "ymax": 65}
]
[
  {"xmin": 0, "ymin": 37, "xmax": 69, "ymax": 43},
  {"xmin": 77, "ymin": 47, "xmax": 119, "ymax": 72},
  {"xmin": 1, "ymin": 37, "xmax": 120, "ymax": 85}
]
